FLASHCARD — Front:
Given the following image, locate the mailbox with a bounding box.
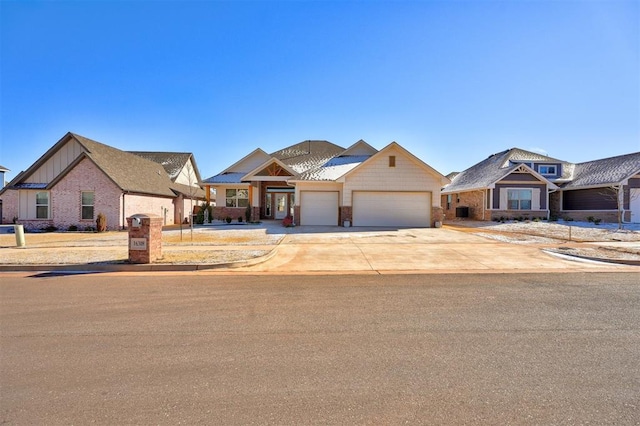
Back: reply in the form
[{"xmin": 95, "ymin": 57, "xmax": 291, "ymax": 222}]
[
  {"xmin": 127, "ymin": 213, "xmax": 162, "ymax": 264},
  {"xmin": 131, "ymin": 216, "xmax": 142, "ymax": 228}
]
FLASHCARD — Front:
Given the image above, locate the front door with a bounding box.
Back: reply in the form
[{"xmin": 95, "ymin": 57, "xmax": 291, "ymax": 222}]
[{"xmin": 275, "ymin": 193, "xmax": 288, "ymax": 219}]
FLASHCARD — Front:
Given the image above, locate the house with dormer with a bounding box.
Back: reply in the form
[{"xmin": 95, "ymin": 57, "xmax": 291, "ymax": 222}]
[
  {"xmin": 442, "ymin": 148, "xmax": 640, "ymax": 223},
  {"xmin": 202, "ymin": 140, "xmax": 449, "ymax": 227}
]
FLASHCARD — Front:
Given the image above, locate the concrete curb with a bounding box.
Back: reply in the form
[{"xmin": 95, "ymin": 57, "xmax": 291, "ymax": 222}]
[{"xmin": 542, "ymin": 249, "xmax": 640, "ymax": 266}]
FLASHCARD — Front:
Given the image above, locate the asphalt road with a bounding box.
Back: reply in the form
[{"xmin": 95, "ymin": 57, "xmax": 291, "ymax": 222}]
[{"xmin": 1, "ymin": 272, "xmax": 639, "ymax": 425}]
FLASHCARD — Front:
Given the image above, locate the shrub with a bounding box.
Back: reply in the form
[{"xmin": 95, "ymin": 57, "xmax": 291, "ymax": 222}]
[
  {"xmin": 96, "ymin": 213, "xmax": 107, "ymax": 232},
  {"xmin": 586, "ymin": 216, "xmax": 595, "ymax": 223},
  {"xmin": 594, "ymin": 218, "xmax": 602, "ymax": 225},
  {"xmin": 282, "ymin": 216, "xmax": 294, "ymax": 227},
  {"xmin": 238, "ymin": 216, "xmax": 243, "ymax": 223},
  {"xmin": 225, "ymin": 216, "xmax": 232, "ymax": 224},
  {"xmin": 43, "ymin": 225, "xmax": 58, "ymax": 232},
  {"xmin": 84, "ymin": 226, "xmax": 96, "ymax": 232},
  {"xmin": 68, "ymin": 225, "xmax": 78, "ymax": 232},
  {"xmin": 245, "ymin": 204, "xmax": 252, "ymax": 223}
]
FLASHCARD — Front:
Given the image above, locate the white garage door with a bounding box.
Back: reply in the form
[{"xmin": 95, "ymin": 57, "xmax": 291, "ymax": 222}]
[
  {"xmin": 630, "ymin": 188, "xmax": 640, "ymax": 223},
  {"xmin": 300, "ymin": 191, "xmax": 339, "ymax": 225},
  {"xmin": 353, "ymin": 191, "xmax": 431, "ymax": 227}
]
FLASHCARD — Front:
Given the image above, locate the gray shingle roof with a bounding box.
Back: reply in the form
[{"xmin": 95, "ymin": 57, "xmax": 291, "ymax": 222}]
[
  {"xmin": 270, "ymin": 140, "xmax": 346, "ymax": 173},
  {"xmin": 443, "ymin": 148, "xmax": 570, "ymax": 192},
  {"xmin": 202, "ymin": 172, "xmax": 246, "ymax": 184},
  {"xmin": 204, "ymin": 140, "xmax": 348, "ymax": 183},
  {"xmin": 296, "ymin": 155, "xmax": 370, "ymax": 181},
  {"xmin": 72, "ymin": 134, "xmax": 180, "ymax": 197},
  {"xmin": 561, "ymin": 152, "xmax": 640, "ymax": 189},
  {"xmin": 128, "ymin": 152, "xmax": 195, "ymax": 181}
]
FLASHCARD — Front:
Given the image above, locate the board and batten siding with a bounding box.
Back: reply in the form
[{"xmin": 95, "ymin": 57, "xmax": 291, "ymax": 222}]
[
  {"xmin": 25, "ymin": 139, "xmax": 84, "ymax": 184},
  {"xmin": 342, "ymin": 147, "xmax": 442, "ymax": 208},
  {"xmin": 502, "ymin": 172, "xmax": 541, "ymax": 182}
]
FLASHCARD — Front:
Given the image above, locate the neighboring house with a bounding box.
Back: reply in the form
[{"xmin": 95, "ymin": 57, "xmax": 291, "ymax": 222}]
[
  {"xmin": 0, "ymin": 164, "xmax": 8, "ymax": 189},
  {"xmin": 203, "ymin": 139, "xmax": 449, "ymax": 227},
  {"xmin": 442, "ymin": 148, "xmax": 640, "ymax": 223},
  {"xmin": 0, "ymin": 132, "xmax": 205, "ymax": 230},
  {"xmin": 552, "ymin": 152, "xmax": 640, "ymax": 223}
]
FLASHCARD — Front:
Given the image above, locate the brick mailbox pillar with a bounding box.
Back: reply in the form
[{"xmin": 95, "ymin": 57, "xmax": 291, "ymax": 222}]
[{"xmin": 127, "ymin": 213, "xmax": 163, "ymax": 264}]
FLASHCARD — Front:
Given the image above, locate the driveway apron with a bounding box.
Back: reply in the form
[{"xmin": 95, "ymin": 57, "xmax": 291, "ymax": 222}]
[{"xmin": 241, "ymin": 227, "xmax": 632, "ymax": 273}]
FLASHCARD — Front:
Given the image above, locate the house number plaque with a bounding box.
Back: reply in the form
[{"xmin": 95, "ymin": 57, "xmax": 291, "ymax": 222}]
[{"xmin": 130, "ymin": 238, "xmax": 147, "ymax": 250}]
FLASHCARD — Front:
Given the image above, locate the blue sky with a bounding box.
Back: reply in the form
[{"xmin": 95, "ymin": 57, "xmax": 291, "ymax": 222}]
[{"xmin": 1, "ymin": 0, "xmax": 638, "ymax": 182}]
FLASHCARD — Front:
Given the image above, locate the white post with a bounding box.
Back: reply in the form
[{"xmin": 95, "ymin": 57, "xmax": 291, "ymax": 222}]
[{"xmin": 14, "ymin": 224, "xmax": 25, "ymax": 248}]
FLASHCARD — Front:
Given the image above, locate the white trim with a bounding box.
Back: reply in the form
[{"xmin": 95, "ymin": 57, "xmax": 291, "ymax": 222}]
[{"xmin": 241, "ymin": 158, "xmax": 297, "ymax": 182}]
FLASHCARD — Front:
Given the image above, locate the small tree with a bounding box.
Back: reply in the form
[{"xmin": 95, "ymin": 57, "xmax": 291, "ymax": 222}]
[
  {"xmin": 598, "ymin": 185, "xmax": 639, "ymax": 230},
  {"xmin": 245, "ymin": 204, "xmax": 252, "ymax": 223}
]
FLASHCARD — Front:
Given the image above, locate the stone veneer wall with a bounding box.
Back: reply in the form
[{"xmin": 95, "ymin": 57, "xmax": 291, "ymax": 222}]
[
  {"xmin": 340, "ymin": 206, "xmax": 352, "ymax": 226},
  {"xmin": 442, "ymin": 191, "xmax": 486, "ymax": 221}
]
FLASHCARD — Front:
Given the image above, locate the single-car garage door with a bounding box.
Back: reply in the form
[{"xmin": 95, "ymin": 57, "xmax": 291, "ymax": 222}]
[
  {"xmin": 353, "ymin": 191, "xmax": 431, "ymax": 227},
  {"xmin": 300, "ymin": 191, "xmax": 339, "ymax": 225}
]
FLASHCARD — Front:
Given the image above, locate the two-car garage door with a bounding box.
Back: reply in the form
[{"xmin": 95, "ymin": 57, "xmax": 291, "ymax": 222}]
[
  {"xmin": 300, "ymin": 190, "xmax": 432, "ymax": 227},
  {"xmin": 353, "ymin": 191, "xmax": 431, "ymax": 227}
]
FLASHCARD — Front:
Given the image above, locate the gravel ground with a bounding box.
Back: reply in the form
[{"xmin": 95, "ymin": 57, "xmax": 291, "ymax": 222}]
[{"xmin": 446, "ymin": 220, "xmax": 640, "ymax": 262}]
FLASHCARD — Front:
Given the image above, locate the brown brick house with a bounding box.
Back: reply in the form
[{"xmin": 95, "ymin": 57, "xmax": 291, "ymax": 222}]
[{"xmin": 0, "ymin": 132, "xmax": 205, "ymax": 230}]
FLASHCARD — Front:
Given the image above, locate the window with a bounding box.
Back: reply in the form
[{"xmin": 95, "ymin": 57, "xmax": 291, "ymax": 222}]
[
  {"xmin": 389, "ymin": 156, "xmax": 396, "ymax": 167},
  {"xmin": 446, "ymin": 194, "xmax": 452, "ymax": 210},
  {"xmin": 81, "ymin": 191, "xmax": 94, "ymax": 220},
  {"xmin": 36, "ymin": 191, "xmax": 49, "ymax": 219},
  {"xmin": 225, "ymin": 188, "xmax": 249, "ymax": 208},
  {"xmin": 507, "ymin": 189, "xmax": 532, "ymax": 210},
  {"xmin": 538, "ymin": 165, "xmax": 557, "ymax": 175}
]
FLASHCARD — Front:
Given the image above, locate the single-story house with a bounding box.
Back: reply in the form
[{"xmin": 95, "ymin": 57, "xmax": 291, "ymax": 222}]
[
  {"xmin": 553, "ymin": 152, "xmax": 640, "ymax": 223},
  {"xmin": 0, "ymin": 132, "xmax": 205, "ymax": 231},
  {"xmin": 442, "ymin": 148, "xmax": 640, "ymax": 223},
  {"xmin": 202, "ymin": 139, "xmax": 450, "ymax": 227}
]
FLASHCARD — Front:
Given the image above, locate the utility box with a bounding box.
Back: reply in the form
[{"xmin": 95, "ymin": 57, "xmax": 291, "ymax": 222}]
[
  {"xmin": 127, "ymin": 213, "xmax": 163, "ymax": 264},
  {"xmin": 455, "ymin": 206, "xmax": 469, "ymax": 218}
]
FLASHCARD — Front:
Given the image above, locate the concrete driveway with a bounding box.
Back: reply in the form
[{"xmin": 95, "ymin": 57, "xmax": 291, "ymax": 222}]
[{"xmin": 239, "ymin": 225, "xmax": 635, "ymax": 273}]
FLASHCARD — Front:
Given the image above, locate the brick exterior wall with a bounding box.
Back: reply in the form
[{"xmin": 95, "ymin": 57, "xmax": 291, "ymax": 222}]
[
  {"xmin": 2, "ymin": 157, "xmax": 182, "ymax": 231},
  {"xmin": 340, "ymin": 206, "xmax": 352, "ymax": 226},
  {"xmin": 123, "ymin": 193, "xmax": 177, "ymax": 228},
  {"xmin": 431, "ymin": 206, "xmax": 444, "ymax": 224},
  {"xmin": 1, "ymin": 190, "xmax": 18, "ymax": 225},
  {"xmin": 212, "ymin": 206, "xmax": 248, "ymax": 223},
  {"xmin": 554, "ymin": 210, "xmax": 622, "ymax": 223},
  {"xmin": 127, "ymin": 215, "xmax": 163, "ymax": 263},
  {"xmin": 442, "ymin": 191, "xmax": 486, "ymax": 221},
  {"xmin": 54, "ymin": 158, "xmax": 123, "ymax": 231}
]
